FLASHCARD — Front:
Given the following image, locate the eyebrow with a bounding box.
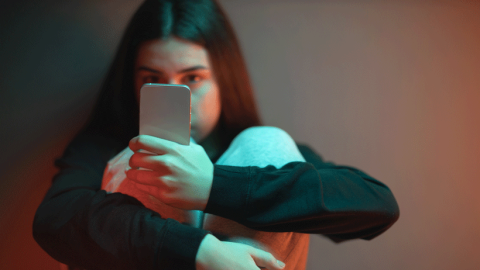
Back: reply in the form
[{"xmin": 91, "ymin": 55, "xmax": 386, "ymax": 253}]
[{"xmin": 137, "ymin": 65, "xmax": 208, "ymax": 74}]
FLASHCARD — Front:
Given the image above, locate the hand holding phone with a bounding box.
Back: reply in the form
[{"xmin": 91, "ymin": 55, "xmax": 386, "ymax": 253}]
[{"xmin": 102, "ymin": 83, "xmax": 204, "ymax": 227}]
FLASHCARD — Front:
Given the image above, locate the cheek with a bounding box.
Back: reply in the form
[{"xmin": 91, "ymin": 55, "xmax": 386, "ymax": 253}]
[
  {"xmin": 201, "ymin": 87, "xmax": 221, "ymax": 119},
  {"xmin": 193, "ymin": 84, "xmax": 221, "ymax": 127}
]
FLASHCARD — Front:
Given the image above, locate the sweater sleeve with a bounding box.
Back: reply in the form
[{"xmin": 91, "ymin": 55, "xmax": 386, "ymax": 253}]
[
  {"xmin": 32, "ymin": 129, "xmax": 210, "ymax": 270},
  {"xmin": 204, "ymin": 142, "xmax": 400, "ymax": 243}
]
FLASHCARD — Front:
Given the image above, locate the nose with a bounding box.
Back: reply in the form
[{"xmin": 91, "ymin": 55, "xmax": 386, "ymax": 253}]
[{"xmin": 167, "ymin": 78, "xmax": 182, "ymax": 85}]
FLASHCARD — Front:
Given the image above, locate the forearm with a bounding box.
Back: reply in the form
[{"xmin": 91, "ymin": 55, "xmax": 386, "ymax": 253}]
[
  {"xmin": 207, "ymin": 162, "xmax": 398, "ymax": 238},
  {"xmin": 205, "ymin": 142, "xmax": 400, "ymax": 241}
]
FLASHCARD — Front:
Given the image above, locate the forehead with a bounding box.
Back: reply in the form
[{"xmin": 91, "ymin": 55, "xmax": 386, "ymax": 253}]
[{"xmin": 135, "ymin": 37, "xmax": 210, "ymax": 68}]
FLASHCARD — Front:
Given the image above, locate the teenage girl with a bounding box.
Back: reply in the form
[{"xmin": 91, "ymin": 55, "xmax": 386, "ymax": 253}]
[{"xmin": 33, "ymin": 1, "xmax": 400, "ymax": 269}]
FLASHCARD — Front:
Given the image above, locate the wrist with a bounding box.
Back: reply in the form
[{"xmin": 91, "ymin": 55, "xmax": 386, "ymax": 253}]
[{"xmin": 195, "ymin": 234, "xmax": 220, "ymax": 269}]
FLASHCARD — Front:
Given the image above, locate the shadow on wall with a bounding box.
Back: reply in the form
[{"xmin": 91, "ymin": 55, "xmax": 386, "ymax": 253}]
[{"xmin": 0, "ymin": 1, "xmax": 142, "ymax": 269}]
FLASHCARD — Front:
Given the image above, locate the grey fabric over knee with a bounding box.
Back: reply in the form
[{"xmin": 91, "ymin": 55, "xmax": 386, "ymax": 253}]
[{"xmin": 216, "ymin": 126, "xmax": 305, "ymax": 168}]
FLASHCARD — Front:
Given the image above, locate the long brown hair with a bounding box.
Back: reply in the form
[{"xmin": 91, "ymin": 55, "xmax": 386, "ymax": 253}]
[{"xmin": 80, "ymin": 0, "xmax": 263, "ymax": 147}]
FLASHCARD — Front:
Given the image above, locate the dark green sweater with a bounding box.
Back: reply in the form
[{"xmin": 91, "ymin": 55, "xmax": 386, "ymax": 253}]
[{"xmin": 33, "ymin": 129, "xmax": 399, "ymax": 270}]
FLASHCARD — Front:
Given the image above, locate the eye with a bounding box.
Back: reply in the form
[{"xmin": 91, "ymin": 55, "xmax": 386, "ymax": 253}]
[
  {"xmin": 143, "ymin": 75, "xmax": 159, "ymax": 83},
  {"xmin": 183, "ymin": 74, "xmax": 203, "ymax": 84}
]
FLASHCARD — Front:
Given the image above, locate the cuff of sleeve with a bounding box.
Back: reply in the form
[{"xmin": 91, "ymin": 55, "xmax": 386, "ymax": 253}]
[
  {"xmin": 157, "ymin": 219, "xmax": 210, "ymax": 270},
  {"xmin": 204, "ymin": 165, "xmax": 251, "ymax": 220}
]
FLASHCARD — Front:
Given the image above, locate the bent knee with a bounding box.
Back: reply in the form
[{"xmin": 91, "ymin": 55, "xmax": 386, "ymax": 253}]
[
  {"xmin": 228, "ymin": 126, "xmax": 301, "ymax": 157},
  {"xmin": 235, "ymin": 126, "xmax": 291, "ymax": 142},
  {"xmin": 218, "ymin": 126, "xmax": 305, "ymax": 167}
]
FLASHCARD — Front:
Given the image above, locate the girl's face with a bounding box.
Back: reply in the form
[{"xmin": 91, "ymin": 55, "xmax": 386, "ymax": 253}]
[{"xmin": 134, "ymin": 37, "xmax": 222, "ymax": 143}]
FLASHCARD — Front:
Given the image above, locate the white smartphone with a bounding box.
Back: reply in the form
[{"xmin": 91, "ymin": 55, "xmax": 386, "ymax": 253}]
[{"xmin": 139, "ymin": 83, "xmax": 191, "ymax": 146}]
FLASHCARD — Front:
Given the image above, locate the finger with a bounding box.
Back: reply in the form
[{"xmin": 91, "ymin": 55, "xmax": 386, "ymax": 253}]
[
  {"xmin": 129, "ymin": 135, "xmax": 178, "ymax": 155},
  {"xmin": 131, "ymin": 181, "xmax": 156, "ymax": 194},
  {"xmin": 129, "ymin": 152, "xmax": 171, "ymax": 172},
  {"xmin": 125, "ymin": 168, "xmax": 165, "ymax": 187},
  {"xmin": 250, "ymin": 249, "xmax": 285, "ymax": 270}
]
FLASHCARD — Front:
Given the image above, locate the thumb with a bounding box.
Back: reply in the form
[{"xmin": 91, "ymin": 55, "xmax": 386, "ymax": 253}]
[{"xmin": 250, "ymin": 248, "xmax": 285, "ymax": 270}]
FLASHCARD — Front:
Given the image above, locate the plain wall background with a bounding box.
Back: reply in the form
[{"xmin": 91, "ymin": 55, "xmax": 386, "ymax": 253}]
[{"xmin": 1, "ymin": 0, "xmax": 479, "ymax": 269}]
